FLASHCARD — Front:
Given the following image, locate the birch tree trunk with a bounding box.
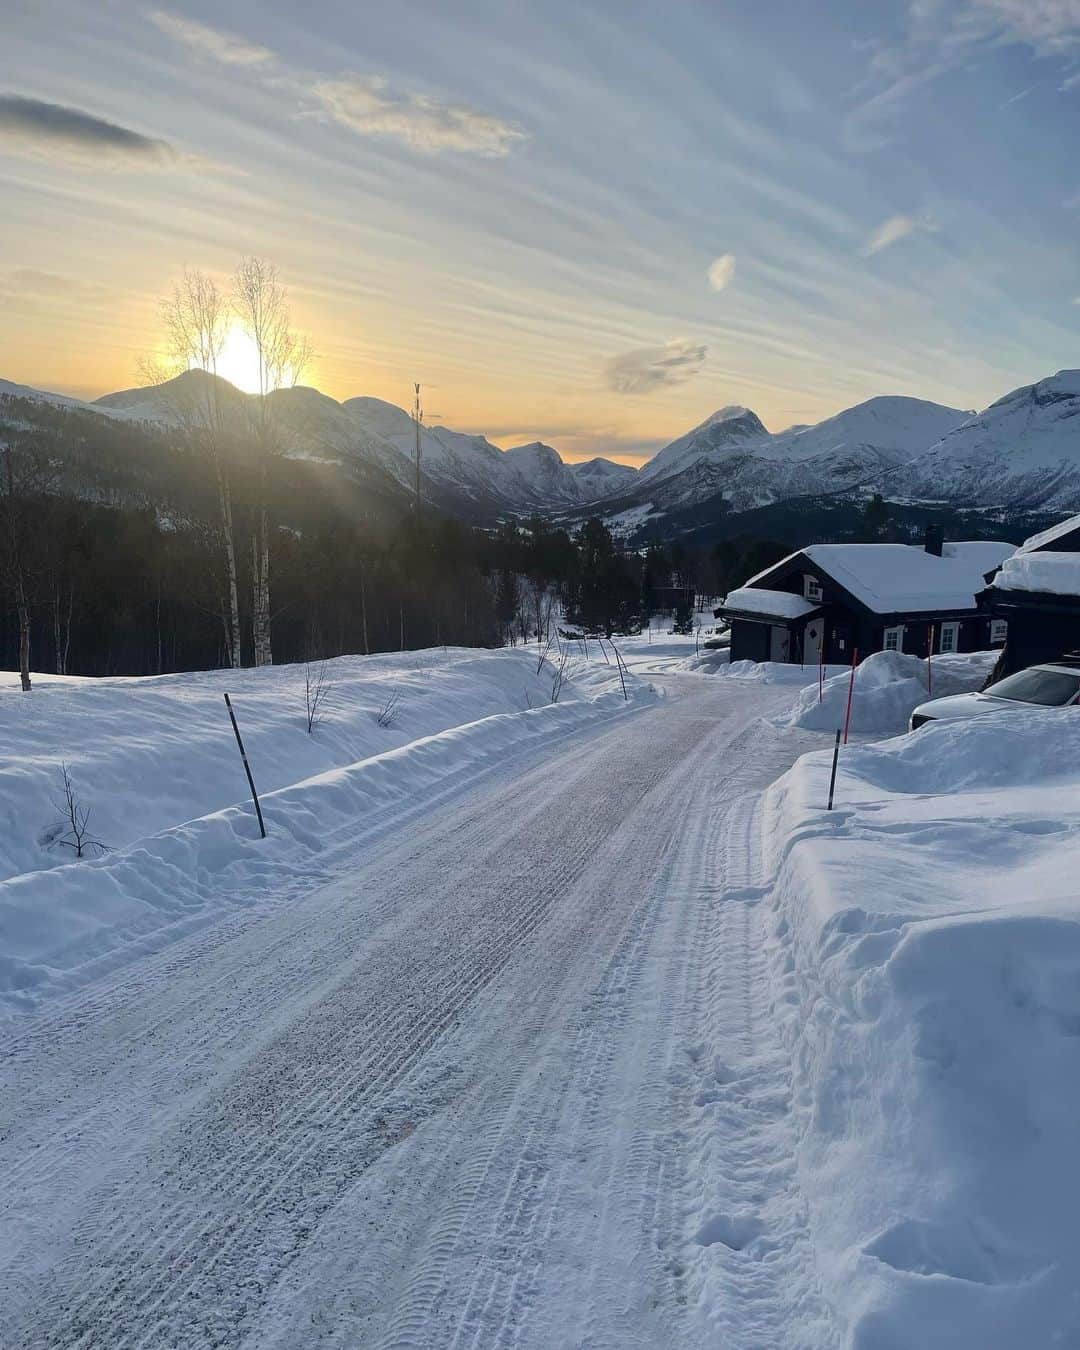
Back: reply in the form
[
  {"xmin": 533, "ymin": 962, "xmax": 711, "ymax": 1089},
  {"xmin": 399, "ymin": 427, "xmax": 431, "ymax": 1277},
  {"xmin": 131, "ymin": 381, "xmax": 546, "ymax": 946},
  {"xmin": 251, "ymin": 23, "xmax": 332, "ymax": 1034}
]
[
  {"xmin": 359, "ymin": 564, "xmax": 369, "ymax": 655},
  {"xmin": 16, "ymin": 580, "xmax": 31, "ymax": 692}
]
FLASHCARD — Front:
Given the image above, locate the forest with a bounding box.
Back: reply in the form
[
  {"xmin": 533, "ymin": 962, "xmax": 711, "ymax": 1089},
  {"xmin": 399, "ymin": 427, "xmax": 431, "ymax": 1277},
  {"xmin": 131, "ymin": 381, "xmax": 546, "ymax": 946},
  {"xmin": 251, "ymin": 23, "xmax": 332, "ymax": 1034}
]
[{"xmin": 0, "ymin": 420, "xmax": 787, "ymax": 682}]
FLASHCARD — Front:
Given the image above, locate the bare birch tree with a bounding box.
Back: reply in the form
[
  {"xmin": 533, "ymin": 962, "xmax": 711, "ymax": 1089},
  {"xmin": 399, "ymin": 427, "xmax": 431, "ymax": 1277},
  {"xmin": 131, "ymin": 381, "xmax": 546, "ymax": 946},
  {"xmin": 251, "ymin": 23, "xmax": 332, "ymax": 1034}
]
[
  {"xmin": 157, "ymin": 270, "xmax": 243, "ymax": 668},
  {"xmin": 1, "ymin": 434, "xmax": 53, "ymax": 691},
  {"xmin": 233, "ymin": 257, "xmax": 310, "ymax": 667}
]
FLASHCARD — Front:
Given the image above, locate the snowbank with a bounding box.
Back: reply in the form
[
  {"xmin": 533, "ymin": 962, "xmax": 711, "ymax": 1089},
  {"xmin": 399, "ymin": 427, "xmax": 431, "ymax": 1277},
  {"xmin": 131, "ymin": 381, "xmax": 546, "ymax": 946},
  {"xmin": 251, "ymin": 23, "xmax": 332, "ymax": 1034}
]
[
  {"xmin": 780, "ymin": 649, "xmax": 998, "ymax": 735},
  {"xmin": 762, "ymin": 709, "xmax": 1080, "ymax": 1346},
  {"xmin": 0, "ymin": 647, "xmax": 652, "ymax": 1015},
  {"xmin": 0, "ymin": 648, "xmax": 623, "ymax": 883},
  {"xmin": 720, "ymin": 658, "xmax": 850, "ymax": 686}
]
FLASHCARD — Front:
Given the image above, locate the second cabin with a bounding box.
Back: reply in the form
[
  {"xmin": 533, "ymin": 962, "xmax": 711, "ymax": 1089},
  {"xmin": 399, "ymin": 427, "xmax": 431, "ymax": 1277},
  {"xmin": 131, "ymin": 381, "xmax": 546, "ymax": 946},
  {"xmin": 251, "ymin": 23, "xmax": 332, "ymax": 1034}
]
[{"xmin": 716, "ymin": 528, "xmax": 1012, "ymax": 666}]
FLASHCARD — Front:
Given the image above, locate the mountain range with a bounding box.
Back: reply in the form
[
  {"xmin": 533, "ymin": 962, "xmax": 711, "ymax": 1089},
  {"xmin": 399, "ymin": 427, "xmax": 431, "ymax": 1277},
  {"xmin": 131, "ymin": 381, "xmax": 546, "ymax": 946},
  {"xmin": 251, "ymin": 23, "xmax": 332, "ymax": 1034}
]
[{"xmin": 3, "ymin": 366, "xmax": 1080, "ymax": 542}]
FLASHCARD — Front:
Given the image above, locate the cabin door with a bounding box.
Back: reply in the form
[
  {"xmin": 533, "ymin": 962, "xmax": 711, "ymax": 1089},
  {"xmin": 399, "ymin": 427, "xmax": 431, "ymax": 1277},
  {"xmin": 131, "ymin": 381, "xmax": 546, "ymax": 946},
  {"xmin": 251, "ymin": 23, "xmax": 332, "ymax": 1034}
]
[
  {"xmin": 769, "ymin": 625, "xmax": 791, "ymax": 662},
  {"xmin": 803, "ymin": 619, "xmax": 822, "ymax": 666}
]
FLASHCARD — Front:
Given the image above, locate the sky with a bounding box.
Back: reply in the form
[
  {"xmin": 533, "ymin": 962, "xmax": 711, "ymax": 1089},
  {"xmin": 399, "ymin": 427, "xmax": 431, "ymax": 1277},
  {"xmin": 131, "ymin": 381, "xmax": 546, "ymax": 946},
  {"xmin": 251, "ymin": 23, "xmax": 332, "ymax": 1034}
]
[{"xmin": 2, "ymin": 0, "xmax": 1079, "ymax": 465}]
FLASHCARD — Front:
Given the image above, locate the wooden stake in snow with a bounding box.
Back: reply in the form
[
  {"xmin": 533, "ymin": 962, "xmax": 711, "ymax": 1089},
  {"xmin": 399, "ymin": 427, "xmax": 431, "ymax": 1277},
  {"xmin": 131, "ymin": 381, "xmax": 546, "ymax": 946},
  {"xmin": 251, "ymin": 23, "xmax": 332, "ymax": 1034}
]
[
  {"xmin": 224, "ymin": 693, "xmax": 266, "ymax": 839},
  {"xmin": 818, "ymin": 628, "xmax": 825, "ymax": 703},
  {"xmin": 842, "ymin": 648, "xmax": 859, "ymax": 744},
  {"xmin": 827, "ymin": 729, "xmax": 841, "ymax": 811},
  {"xmin": 608, "ymin": 641, "xmax": 630, "ymax": 701}
]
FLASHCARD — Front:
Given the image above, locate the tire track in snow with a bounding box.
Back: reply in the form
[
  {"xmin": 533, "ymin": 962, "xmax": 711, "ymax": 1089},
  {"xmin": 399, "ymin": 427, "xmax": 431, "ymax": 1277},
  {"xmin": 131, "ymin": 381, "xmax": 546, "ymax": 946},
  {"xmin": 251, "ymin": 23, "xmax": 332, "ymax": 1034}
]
[
  {"xmin": 5, "ymin": 690, "xmax": 738, "ymax": 1350},
  {"xmin": 3, "ymin": 682, "xmax": 827, "ymax": 1349},
  {"xmin": 681, "ymin": 725, "xmax": 839, "ymax": 1348}
]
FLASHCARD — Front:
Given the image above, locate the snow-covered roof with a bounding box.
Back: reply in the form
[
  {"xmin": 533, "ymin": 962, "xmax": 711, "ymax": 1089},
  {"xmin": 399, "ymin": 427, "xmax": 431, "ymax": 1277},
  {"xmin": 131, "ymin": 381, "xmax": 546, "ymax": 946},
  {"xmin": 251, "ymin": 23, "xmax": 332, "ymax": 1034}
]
[
  {"xmin": 992, "ymin": 551, "xmax": 1080, "ymax": 597},
  {"xmin": 722, "ymin": 587, "xmax": 820, "ymax": 621},
  {"xmin": 1018, "ymin": 514, "xmax": 1080, "ymax": 554},
  {"xmin": 746, "ymin": 541, "xmax": 1013, "ymax": 614}
]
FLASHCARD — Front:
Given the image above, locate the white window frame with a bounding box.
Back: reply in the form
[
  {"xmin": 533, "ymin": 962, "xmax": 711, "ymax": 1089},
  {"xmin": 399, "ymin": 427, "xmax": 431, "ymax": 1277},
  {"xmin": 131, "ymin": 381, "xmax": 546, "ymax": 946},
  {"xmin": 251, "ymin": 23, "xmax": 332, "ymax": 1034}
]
[
  {"xmin": 990, "ymin": 618, "xmax": 1008, "ymax": 645},
  {"xmin": 883, "ymin": 624, "xmax": 904, "ymax": 653},
  {"xmin": 938, "ymin": 620, "xmax": 960, "ymax": 654},
  {"xmin": 804, "ymin": 574, "xmax": 823, "ymax": 603}
]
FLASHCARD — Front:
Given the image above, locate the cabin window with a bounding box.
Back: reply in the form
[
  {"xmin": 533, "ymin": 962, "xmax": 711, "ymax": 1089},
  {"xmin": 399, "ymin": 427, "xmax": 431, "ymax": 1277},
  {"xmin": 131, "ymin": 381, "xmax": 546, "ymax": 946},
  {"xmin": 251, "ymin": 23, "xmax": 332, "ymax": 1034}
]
[
  {"xmin": 804, "ymin": 575, "xmax": 823, "ymax": 602},
  {"xmin": 883, "ymin": 624, "xmax": 904, "ymax": 652},
  {"xmin": 939, "ymin": 621, "xmax": 959, "ymax": 654},
  {"xmin": 990, "ymin": 619, "xmax": 1008, "ymax": 645}
]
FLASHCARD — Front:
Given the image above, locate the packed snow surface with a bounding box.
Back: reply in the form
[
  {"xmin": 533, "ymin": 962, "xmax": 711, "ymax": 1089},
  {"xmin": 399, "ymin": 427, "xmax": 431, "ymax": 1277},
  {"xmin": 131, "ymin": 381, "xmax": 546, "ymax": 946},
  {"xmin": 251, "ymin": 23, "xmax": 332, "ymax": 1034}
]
[
  {"xmin": 0, "ymin": 662, "xmax": 834, "ymax": 1348},
  {"xmin": 763, "ymin": 707, "xmax": 1080, "ymax": 1346},
  {"xmin": 3, "ymin": 636, "xmax": 1073, "ymax": 1347}
]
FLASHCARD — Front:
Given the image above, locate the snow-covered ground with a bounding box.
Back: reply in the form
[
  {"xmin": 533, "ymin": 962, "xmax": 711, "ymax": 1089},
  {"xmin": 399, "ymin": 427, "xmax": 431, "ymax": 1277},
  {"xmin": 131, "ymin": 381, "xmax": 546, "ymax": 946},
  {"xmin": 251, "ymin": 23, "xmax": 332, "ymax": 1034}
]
[
  {"xmin": 0, "ymin": 648, "xmax": 652, "ymax": 1014},
  {"xmin": 1, "ymin": 636, "xmax": 1072, "ymax": 1348},
  {"xmin": 763, "ymin": 709, "xmax": 1080, "ymax": 1346}
]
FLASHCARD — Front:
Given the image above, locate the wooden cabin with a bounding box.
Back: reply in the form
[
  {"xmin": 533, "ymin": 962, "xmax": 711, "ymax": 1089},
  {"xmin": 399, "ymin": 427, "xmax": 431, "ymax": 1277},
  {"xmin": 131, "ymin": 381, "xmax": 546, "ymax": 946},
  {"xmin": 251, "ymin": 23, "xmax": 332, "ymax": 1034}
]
[
  {"xmin": 978, "ymin": 515, "xmax": 1080, "ymax": 677},
  {"xmin": 717, "ymin": 530, "xmax": 1012, "ymax": 666}
]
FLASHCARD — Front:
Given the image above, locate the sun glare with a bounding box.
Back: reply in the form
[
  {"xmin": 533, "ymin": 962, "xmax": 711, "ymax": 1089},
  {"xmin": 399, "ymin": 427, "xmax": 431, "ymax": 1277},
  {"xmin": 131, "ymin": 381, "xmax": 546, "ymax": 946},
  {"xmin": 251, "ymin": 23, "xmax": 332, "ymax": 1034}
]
[{"xmin": 212, "ymin": 323, "xmax": 267, "ymax": 395}]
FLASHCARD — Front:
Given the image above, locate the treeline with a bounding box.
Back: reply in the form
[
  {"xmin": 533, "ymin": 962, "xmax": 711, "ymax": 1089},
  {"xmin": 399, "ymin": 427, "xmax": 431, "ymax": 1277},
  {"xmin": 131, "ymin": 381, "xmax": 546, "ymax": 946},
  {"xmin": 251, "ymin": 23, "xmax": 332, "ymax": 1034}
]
[{"xmin": 0, "ymin": 460, "xmax": 793, "ymax": 680}]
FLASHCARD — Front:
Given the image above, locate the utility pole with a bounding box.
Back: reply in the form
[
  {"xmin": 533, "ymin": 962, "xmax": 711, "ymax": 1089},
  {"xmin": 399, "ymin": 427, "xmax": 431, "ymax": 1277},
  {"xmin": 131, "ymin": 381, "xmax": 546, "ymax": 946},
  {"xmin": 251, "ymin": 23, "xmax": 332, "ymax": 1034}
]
[{"xmin": 413, "ymin": 382, "xmax": 422, "ymax": 517}]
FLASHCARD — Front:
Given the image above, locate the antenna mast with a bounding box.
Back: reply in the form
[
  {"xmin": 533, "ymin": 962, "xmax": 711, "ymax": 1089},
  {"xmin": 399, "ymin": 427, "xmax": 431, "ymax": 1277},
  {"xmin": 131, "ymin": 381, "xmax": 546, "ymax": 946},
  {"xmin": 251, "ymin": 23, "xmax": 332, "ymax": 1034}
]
[{"xmin": 413, "ymin": 382, "xmax": 422, "ymax": 517}]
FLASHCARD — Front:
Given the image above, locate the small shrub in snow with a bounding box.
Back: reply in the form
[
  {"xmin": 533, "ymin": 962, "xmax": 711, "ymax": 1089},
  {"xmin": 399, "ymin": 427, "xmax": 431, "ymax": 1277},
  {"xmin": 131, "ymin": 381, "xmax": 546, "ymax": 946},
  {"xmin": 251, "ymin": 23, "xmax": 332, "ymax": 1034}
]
[
  {"xmin": 304, "ymin": 661, "xmax": 332, "ymax": 734},
  {"xmin": 46, "ymin": 763, "xmax": 109, "ymax": 859},
  {"xmin": 376, "ymin": 690, "xmax": 402, "ymax": 728}
]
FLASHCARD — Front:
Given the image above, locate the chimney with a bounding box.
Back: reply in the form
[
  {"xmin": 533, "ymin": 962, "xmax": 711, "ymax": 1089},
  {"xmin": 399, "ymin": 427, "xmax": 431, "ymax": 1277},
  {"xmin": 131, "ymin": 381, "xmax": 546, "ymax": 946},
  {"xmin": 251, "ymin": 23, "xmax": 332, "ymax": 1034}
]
[{"xmin": 923, "ymin": 524, "xmax": 944, "ymax": 557}]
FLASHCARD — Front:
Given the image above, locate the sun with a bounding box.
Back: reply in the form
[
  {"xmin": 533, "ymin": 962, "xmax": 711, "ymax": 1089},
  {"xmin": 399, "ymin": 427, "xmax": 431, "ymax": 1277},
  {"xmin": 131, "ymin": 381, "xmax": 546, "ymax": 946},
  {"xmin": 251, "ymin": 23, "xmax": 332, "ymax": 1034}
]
[{"xmin": 212, "ymin": 323, "xmax": 266, "ymax": 395}]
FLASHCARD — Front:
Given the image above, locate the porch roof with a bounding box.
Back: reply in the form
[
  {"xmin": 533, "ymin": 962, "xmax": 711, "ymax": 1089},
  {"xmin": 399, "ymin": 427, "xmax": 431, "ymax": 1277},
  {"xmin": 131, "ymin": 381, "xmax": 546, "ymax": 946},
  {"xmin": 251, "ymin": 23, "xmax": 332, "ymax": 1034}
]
[{"xmin": 722, "ymin": 587, "xmax": 821, "ymax": 622}]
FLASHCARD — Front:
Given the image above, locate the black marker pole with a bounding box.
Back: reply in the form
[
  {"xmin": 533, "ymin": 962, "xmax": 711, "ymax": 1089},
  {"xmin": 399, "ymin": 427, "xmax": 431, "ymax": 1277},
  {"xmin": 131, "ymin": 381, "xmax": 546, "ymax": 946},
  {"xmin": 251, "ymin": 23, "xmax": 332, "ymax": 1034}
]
[
  {"xmin": 827, "ymin": 729, "xmax": 841, "ymax": 812},
  {"xmin": 224, "ymin": 693, "xmax": 266, "ymax": 839}
]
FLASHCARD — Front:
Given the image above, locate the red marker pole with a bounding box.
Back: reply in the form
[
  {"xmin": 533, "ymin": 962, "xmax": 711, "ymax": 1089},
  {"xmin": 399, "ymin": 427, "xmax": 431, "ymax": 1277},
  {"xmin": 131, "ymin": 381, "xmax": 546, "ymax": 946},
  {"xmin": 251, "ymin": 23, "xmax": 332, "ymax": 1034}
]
[
  {"xmin": 819, "ymin": 628, "xmax": 825, "ymax": 703},
  {"xmin": 843, "ymin": 647, "xmax": 859, "ymax": 744}
]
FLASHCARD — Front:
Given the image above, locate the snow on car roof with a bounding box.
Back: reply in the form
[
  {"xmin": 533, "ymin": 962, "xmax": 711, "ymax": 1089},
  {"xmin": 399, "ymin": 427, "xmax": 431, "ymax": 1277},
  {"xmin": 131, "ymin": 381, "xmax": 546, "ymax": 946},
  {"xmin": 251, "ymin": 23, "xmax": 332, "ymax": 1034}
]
[
  {"xmin": 722, "ymin": 587, "xmax": 820, "ymax": 620},
  {"xmin": 746, "ymin": 541, "xmax": 1013, "ymax": 614}
]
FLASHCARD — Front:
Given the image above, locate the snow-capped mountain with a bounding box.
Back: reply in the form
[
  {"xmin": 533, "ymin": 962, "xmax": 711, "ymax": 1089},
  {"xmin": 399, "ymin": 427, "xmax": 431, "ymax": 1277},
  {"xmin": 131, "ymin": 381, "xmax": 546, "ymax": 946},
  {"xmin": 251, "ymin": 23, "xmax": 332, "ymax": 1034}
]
[
  {"xmin": 603, "ymin": 395, "xmax": 970, "ymax": 526},
  {"xmin": 9, "ymin": 366, "xmax": 1080, "ymax": 533},
  {"xmin": 888, "ymin": 370, "xmax": 1080, "ymax": 509},
  {"xmin": 638, "ymin": 406, "xmax": 770, "ymax": 483},
  {"xmin": 566, "ymin": 457, "xmax": 638, "ymax": 500},
  {"xmin": 1, "ymin": 371, "xmax": 636, "ymax": 519}
]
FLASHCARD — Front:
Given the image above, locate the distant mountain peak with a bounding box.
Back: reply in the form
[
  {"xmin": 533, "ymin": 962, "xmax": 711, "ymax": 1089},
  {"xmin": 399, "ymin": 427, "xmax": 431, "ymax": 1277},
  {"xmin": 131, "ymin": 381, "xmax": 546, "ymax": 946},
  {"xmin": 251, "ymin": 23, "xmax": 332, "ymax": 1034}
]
[{"xmin": 700, "ymin": 404, "xmax": 760, "ymax": 428}]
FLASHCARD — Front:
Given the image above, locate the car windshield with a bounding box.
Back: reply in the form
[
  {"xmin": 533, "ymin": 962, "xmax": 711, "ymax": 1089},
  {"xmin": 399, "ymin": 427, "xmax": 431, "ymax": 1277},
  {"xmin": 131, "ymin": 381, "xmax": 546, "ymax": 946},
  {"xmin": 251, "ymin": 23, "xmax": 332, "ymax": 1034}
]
[{"xmin": 984, "ymin": 668, "xmax": 1080, "ymax": 706}]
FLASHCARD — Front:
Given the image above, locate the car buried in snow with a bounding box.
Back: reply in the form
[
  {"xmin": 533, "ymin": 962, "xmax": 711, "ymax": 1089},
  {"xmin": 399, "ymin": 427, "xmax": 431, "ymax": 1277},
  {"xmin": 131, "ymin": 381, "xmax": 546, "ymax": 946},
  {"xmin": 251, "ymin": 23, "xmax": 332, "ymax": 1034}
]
[{"xmin": 909, "ymin": 662, "xmax": 1080, "ymax": 730}]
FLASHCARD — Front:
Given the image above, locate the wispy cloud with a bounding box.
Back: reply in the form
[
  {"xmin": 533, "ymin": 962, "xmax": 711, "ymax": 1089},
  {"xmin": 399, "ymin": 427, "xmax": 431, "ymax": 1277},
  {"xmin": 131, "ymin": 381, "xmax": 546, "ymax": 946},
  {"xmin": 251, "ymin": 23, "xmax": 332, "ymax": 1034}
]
[
  {"xmin": 0, "ymin": 268, "xmax": 109, "ymax": 307},
  {"xmin": 707, "ymin": 253, "xmax": 737, "ymax": 291},
  {"xmin": 604, "ymin": 339, "xmax": 707, "ymax": 395},
  {"xmin": 862, "ymin": 213, "xmax": 938, "ymax": 256},
  {"xmin": 149, "ymin": 12, "xmax": 275, "ymax": 67},
  {"xmin": 847, "ymin": 3, "xmax": 1080, "ymax": 149},
  {"xmin": 0, "ymin": 94, "xmax": 189, "ymax": 167},
  {"xmin": 955, "ymin": 0, "xmax": 1080, "ymax": 54},
  {"xmin": 313, "ymin": 76, "xmax": 527, "ymax": 157}
]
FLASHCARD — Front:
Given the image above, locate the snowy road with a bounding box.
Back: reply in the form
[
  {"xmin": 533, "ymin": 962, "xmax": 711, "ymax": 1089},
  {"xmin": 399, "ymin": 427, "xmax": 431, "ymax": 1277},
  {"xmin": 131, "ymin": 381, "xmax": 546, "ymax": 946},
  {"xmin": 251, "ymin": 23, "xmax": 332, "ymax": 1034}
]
[{"xmin": 1, "ymin": 677, "xmax": 835, "ymax": 1349}]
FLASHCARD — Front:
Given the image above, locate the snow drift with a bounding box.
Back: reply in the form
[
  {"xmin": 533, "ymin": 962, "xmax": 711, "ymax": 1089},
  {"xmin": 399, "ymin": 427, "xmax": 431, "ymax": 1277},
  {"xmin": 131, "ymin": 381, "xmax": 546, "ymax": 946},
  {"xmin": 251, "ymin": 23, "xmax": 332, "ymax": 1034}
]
[
  {"xmin": 763, "ymin": 708, "xmax": 1080, "ymax": 1346},
  {"xmin": 0, "ymin": 647, "xmax": 653, "ymax": 1015},
  {"xmin": 781, "ymin": 649, "xmax": 998, "ymax": 735}
]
